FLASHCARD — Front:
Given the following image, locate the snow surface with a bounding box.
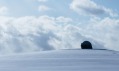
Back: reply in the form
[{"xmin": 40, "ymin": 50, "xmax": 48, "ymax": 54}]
[{"xmin": 0, "ymin": 49, "xmax": 119, "ymax": 71}]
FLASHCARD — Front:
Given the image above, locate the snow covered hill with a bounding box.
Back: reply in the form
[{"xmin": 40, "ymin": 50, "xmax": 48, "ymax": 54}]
[{"xmin": 0, "ymin": 49, "xmax": 119, "ymax": 71}]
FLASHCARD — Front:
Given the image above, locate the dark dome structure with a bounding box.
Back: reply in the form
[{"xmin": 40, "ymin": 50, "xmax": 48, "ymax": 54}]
[{"xmin": 81, "ymin": 41, "xmax": 92, "ymax": 49}]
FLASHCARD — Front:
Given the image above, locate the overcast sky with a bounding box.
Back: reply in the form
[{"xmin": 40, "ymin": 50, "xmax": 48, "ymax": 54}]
[{"xmin": 0, "ymin": 0, "xmax": 119, "ymax": 54}]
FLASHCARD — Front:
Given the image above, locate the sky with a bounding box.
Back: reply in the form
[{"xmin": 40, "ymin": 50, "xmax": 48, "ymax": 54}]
[{"xmin": 0, "ymin": 0, "xmax": 119, "ymax": 54}]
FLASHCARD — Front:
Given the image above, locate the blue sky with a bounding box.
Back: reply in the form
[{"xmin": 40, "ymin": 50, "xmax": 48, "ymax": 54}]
[
  {"xmin": 0, "ymin": 0, "xmax": 119, "ymax": 17},
  {"xmin": 0, "ymin": 0, "xmax": 119, "ymax": 23},
  {"xmin": 0, "ymin": 0, "xmax": 118, "ymax": 24},
  {"xmin": 94, "ymin": 0, "xmax": 119, "ymax": 10},
  {"xmin": 0, "ymin": 0, "xmax": 119, "ymax": 54}
]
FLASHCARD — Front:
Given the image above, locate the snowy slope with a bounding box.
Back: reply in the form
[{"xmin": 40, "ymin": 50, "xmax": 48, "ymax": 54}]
[{"xmin": 0, "ymin": 49, "xmax": 119, "ymax": 71}]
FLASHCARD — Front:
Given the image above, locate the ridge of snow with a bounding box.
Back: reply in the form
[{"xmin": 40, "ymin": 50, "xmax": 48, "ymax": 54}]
[{"xmin": 0, "ymin": 49, "xmax": 119, "ymax": 71}]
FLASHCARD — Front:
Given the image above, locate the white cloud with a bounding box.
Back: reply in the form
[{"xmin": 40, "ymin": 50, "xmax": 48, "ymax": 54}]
[
  {"xmin": 79, "ymin": 17, "xmax": 119, "ymax": 51},
  {"xmin": 38, "ymin": 0, "xmax": 47, "ymax": 2},
  {"xmin": 0, "ymin": 6, "xmax": 8, "ymax": 15},
  {"xmin": 38, "ymin": 5, "xmax": 50, "ymax": 12},
  {"xmin": 56, "ymin": 16, "xmax": 73, "ymax": 23},
  {"xmin": 1, "ymin": 14, "xmax": 119, "ymax": 54},
  {"xmin": 0, "ymin": 15, "xmax": 103, "ymax": 54},
  {"xmin": 70, "ymin": 0, "xmax": 118, "ymax": 17}
]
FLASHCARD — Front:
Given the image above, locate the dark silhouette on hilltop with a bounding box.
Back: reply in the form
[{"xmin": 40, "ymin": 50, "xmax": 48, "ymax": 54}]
[{"xmin": 81, "ymin": 41, "xmax": 92, "ymax": 49}]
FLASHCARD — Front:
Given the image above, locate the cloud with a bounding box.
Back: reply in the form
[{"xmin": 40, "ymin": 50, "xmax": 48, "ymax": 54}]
[
  {"xmin": 0, "ymin": 16, "xmax": 56, "ymax": 54},
  {"xmin": 70, "ymin": 0, "xmax": 118, "ymax": 17},
  {"xmin": 0, "ymin": 15, "xmax": 104, "ymax": 54},
  {"xmin": 0, "ymin": 6, "xmax": 8, "ymax": 15},
  {"xmin": 38, "ymin": 0, "xmax": 48, "ymax": 2},
  {"xmin": 56, "ymin": 16, "xmax": 73, "ymax": 23},
  {"xmin": 79, "ymin": 17, "xmax": 119, "ymax": 51},
  {"xmin": 38, "ymin": 5, "xmax": 50, "ymax": 12},
  {"xmin": 1, "ymin": 15, "xmax": 119, "ymax": 54}
]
